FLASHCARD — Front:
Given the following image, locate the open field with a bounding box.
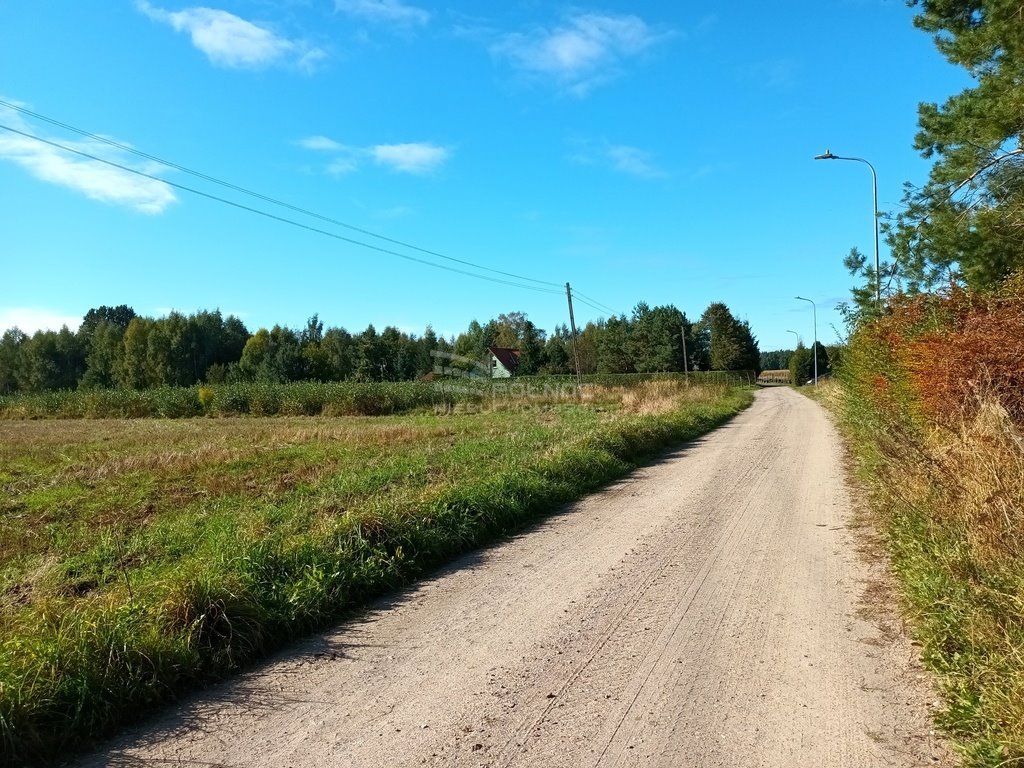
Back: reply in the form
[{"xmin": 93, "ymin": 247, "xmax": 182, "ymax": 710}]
[
  {"xmin": 0, "ymin": 379, "xmax": 752, "ymax": 765},
  {"xmin": 0, "ymin": 372, "xmax": 755, "ymax": 420}
]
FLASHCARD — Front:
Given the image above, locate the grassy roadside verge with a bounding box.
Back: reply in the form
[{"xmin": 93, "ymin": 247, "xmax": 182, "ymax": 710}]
[
  {"xmin": 0, "ymin": 380, "xmax": 752, "ymax": 765},
  {"xmin": 822, "ymin": 284, "xmax": 1024, "ymax": 767}
]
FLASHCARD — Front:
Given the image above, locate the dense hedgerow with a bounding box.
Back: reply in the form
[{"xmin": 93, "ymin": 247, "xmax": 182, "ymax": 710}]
[{"xmin": 834, "ymin": 275, "xmax": 1024, "ymax": 766}]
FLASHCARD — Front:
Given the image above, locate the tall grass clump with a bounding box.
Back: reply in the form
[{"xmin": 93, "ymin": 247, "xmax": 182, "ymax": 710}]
[
  {"xmin": 0, "ymin": 381, "xmax": 752, "ymax": 765},
  {"xmin": 834, "ymin": 274, "xmax": 1024, "ymax": 766}
]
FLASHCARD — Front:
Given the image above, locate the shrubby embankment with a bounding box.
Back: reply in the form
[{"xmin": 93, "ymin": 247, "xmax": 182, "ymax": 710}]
[{"xmin": 833, "ymin": 275, "xmax": 1024, "ymax": 766}]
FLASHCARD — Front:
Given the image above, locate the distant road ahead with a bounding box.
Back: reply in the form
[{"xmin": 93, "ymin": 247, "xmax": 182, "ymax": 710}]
[{"xmin": 81, "ymin": 388, "xmax": 949, "ymax": 767}]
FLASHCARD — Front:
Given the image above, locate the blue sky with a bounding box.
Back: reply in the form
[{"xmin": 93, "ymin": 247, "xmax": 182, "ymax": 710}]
[{"xmin": 0, "ymin": 1, "xmax": 968, "ymax": 350}]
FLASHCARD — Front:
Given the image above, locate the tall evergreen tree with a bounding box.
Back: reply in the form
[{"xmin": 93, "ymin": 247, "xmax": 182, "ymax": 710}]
[
  {"xmin": 887, "ymin": 0, "xmax": 1024, "ymax": 292},
  {"xmin": 696, "ymin": 302, "xmax": 759, "ymax": 372},
  {"xmin": 516, "ymin": 320, "xmax": 546, "ymax": 375},
  {"xmin": 596, "ymin": 315, "xmax": 633, "ymax": 374}
]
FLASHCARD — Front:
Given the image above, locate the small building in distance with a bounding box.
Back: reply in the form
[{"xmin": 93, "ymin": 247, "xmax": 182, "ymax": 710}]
[{"xmin": 487, "ymin": 347, "xmax": 520, "ymax": 378}]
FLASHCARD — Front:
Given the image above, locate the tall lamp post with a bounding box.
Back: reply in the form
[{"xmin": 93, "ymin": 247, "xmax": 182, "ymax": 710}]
[
  {"xmin": 785, "ymin": 330, "xmax": 801, "ymax": 385},
  {"xmin": 794, "ymin": 297, "xmax": 818, "ymax": 386},
  {"xmin": 814, "ymin": 149, "xmax": 880, "ymax": 306}
]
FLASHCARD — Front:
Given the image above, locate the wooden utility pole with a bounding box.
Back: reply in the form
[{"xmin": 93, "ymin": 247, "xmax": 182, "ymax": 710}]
[
  {"xmin": 681, "ymin": 324, "xmax": 689, "ymax": 383},
  {"xmin": 565, "ymin": 282, "xmax": 583, "ymax": 388}
]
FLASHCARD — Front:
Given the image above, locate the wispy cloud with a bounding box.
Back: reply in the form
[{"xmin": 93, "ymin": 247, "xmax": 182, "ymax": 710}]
[
  {"xmin": 297, "ymin": 135, "xmax": 344, "ymax": 151},
  {"xmin": 493, "ymin": 12, "xmax": 672, "ymax": 96},
  {"xmin": 605, "ymin": 144, "xmax": 665, "ymax": 178},
  {"xmin": 571, "ymin": 138, "xmax": 666, "ymax": 179},
  {"xmin": 0, "ymin": 103, "xmax": 176, "ymax": 214},
  {"xmin": 297, "ymin": 136, "xmax": 451, "ymax": 175},
  {"xmin": 0, "ymin": 308, "xmax": 82, "ymax": 334},
  {"xmin": 335, "ymin": 0, "xmax": 430, "ymax": 27},
  {"xmin": 371, "ymin": 143, "xmax": 449, "ymax": 174},
  {"xmin": 327, "ymin": 154, "xmax": 362, "ymax": 175},
  {"xmin": 137, "ymin": 1, "xmax": 326, "ymax": 72}
]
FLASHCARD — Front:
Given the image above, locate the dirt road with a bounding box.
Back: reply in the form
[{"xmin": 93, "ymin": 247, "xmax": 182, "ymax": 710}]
[{"xmin": 80, "ymin": 387, "xmax": 949, "ymax": 767}]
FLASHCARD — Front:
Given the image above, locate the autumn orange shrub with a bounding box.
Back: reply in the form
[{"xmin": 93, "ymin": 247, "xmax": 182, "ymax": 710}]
[
  {"xmin": 850, "ymin": 275, "xmax": 1024, "ymax": 427},
  {"xmin": 903, "ymin": 282, "xmax": 1024, "ymax": 425}
]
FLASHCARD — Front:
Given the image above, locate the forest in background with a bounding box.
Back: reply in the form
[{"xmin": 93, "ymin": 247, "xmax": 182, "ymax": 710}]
[{"xmin": 0, "ymin": 300, "xmax": 761, "ymax": 395}]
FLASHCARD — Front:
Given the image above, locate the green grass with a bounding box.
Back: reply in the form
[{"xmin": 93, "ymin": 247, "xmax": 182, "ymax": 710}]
[{"xmin": 0, "ymin": 379, "xmax": 752, "ymax": 765}]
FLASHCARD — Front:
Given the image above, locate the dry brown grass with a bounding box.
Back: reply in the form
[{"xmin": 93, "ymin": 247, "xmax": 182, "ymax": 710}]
[
  {"xmin": 930, "ymin": 397, "xmax": 1024, "ymax": 565},
  {"xmin": 758, "ymin": 369, "xmax": 790, "ymax": 383},
  {"xmin": 619, "ymin": 380, "xmax": 690, "ymax": 414},
  {"xmin": 479, "ymin": 379, "xmax": 728, "ymax": 414}
]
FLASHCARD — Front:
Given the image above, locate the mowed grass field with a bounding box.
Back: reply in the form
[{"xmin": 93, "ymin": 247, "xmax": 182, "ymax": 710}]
[{"xmin": 0, "ymin": 379, "xmax": 752, "ymax": 765}]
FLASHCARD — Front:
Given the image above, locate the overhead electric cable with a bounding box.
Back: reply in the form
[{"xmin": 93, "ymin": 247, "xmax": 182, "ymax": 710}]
[
  {"xmin": 571, "ymin": 290, "xmax": 618, "ymax": 315},
  {"xmin": 0, "ymin": 99, "xmax": 563, "ymax": 289},
  {"xmin": 573, "ymin": 296, "xmax": 614, "ymax": 315},
  {"xmin": 0, "ymin": 123, "xmax": 562, "ymax": 295}
]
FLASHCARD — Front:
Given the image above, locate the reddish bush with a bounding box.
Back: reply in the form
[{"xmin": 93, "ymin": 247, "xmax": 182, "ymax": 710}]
[
  {"xmin": 903, "ymin": 281, "xmax": 1024, "ymax": 425},
  {"xmin": 851, "ymin": 276, "xmax": 1024, "ymax": 428}
]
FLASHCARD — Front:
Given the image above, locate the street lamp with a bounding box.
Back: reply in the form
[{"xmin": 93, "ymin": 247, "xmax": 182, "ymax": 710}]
[
  {"xmin": 814, "ymin": 149, "xmax": 880, "ymax": 306},
  {"xmin": 785, "ymin": 329, "xmax": 801, "ymax": 347},
  {"xmin": 794, "ymin": 296, "xmax": 818, "ymax": 386}
]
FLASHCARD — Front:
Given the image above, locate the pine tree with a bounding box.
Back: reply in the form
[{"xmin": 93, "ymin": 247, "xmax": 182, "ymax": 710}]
[{"xmin": 889, "ymin": 0, "xmax": 1024, "ymax": 290}]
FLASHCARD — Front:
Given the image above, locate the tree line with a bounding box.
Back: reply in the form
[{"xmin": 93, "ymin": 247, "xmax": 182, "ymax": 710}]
[{"xmin": 0, "ymin": 300, "xmax": 760, "ymax": 394}]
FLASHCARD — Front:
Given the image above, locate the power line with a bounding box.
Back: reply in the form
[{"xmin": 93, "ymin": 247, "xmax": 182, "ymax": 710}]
[
  {"xmin": 0, "ymin": 123, "xmax": 563, "ymax": 296},
  {"xmin": 0, "ymin": 99, "xmax": 564, "ymax": 290},
  {"xmin": 573, "ymin": 296, "xmax": 614, "ymax": 315},
  {"xmin": 572, "ymin": 290, "xmax": 619, "ymax": 315}
]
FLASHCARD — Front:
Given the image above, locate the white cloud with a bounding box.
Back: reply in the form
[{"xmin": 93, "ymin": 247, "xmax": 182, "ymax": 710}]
[
  {"xmin": 335, "ymin": 0, "xmax": 430, "ymax": 26},
  {"xmin": 296, "ymin": 47, "xmax": 329, "ymax": 74},
  {"xmin": 571, "ymin": 138, "xmax": 666, "ymax": 179},
  {"xmin": 494, "ymin": 12, "xmax": 671, "ymax": 95},
  {"xmin": 0, "ymin": 104, "xmax": 176, "ymax": 214},
  {"xmin": 297, "ymin": 136, "xmax": 451, "ymax": 175},
  {"xmin": 371, "ymin": 143, "xmax": 449, "ymax": 174},
  {"xmin": 327, "ymin": 154, "xmax": 361, "ymax": 175},
  {"xmin": 0, "ymin": 308, "xmax": 81, "ymax": 335},
  {"xmin": 297, "ymin": 135, "xmax": 344, "ymax": 151},
  {"xmin": 606, "ymin": 144, "xmax": 665, "ymax": 179},
  {"xmin": 137, "ymin": 1, "xmax": 326, "ymax": 71}
]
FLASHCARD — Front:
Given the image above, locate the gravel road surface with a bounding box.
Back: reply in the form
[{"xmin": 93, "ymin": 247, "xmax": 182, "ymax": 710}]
[{"xmin": 80, "ymin": 387, "xmax": 950, "ymax": 767}]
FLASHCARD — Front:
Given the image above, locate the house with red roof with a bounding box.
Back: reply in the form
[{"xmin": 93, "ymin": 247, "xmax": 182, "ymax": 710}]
[{"xmin": 487, "ymin": 347, "xmax": 520, "ymax": 378}]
